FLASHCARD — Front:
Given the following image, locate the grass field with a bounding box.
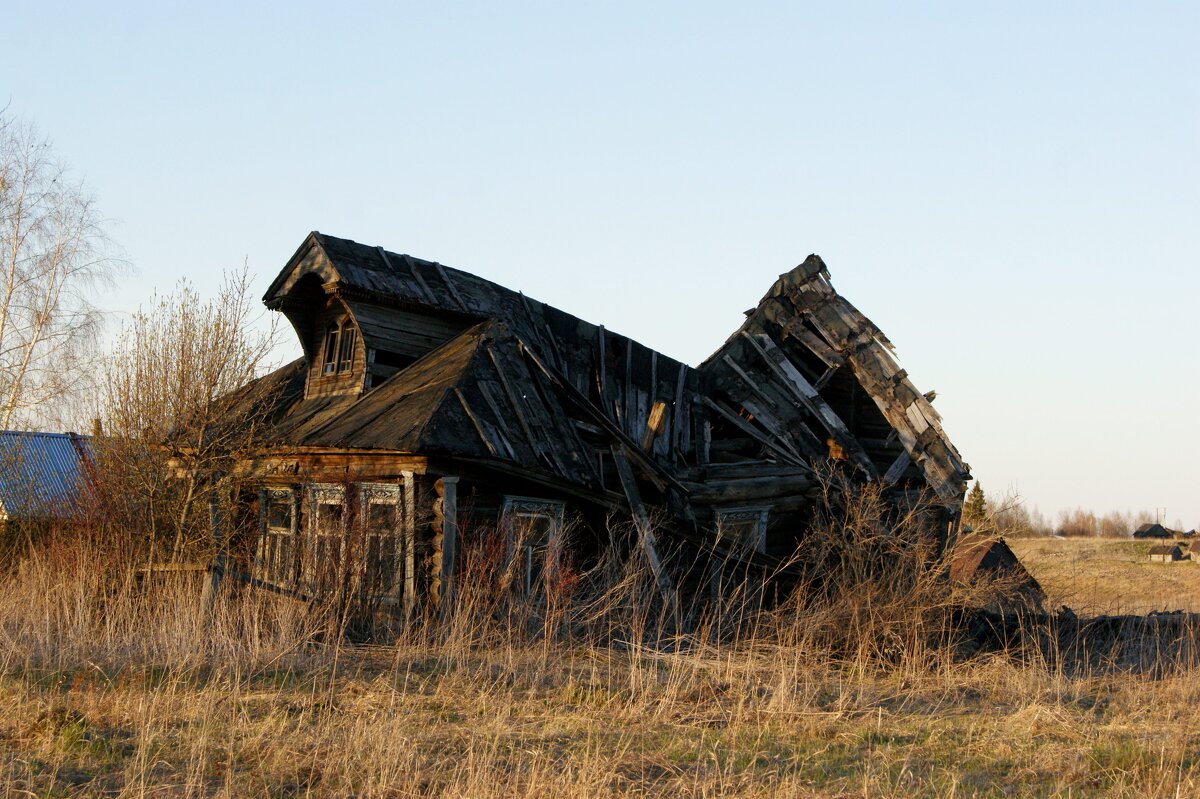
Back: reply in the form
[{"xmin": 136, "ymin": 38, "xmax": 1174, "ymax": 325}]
[
  {"xmin": 1009, "ymin": 537, "xmax": 1200, "ymax": 615},
  {"xmin": 5, "ymin": 534, "xmax": 1200, "ymax": 797}
]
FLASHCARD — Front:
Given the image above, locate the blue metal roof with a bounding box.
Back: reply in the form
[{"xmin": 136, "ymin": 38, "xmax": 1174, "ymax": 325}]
[{"xmin": 0, "ymin": 431, "xmax": 93, "ymax": 521}]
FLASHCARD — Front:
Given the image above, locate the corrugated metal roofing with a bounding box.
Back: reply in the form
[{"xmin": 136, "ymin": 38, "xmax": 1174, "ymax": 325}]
[{"xmin": 0, "ymin": 431, "xmax": 93, "ymax": 521}]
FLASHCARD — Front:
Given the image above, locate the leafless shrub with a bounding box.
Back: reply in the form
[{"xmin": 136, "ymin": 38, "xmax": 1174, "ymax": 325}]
[{"xmin": 94, "ymin": 267, "xmax": 282, "ymax": 563}]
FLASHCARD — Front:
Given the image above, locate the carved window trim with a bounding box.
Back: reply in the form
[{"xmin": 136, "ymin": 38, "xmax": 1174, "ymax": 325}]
[
  {"xmin": 256, "ymin": 487, "xmax": 299, "ymax": 587},
  {"xmin": 714, "ymin": 506, "xmax": 768, "ymax": 554},
  {"xmin": 501, "ymin": 496, "xmax": 566, "ymax": 595},
  {"xmin": 360, "ymin": 482, "xmax": 404, "ymax": 599}
]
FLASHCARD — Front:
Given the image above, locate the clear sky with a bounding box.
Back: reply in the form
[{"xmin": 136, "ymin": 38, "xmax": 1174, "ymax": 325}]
[{"xmin": 3, "ymin": 2, "xmax": 1197, "ymax": 526}]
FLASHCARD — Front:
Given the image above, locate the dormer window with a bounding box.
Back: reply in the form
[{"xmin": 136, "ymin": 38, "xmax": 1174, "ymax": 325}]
[{"xmin": 321, "ymin": 319, "xmax": 357, "ymax": 375}]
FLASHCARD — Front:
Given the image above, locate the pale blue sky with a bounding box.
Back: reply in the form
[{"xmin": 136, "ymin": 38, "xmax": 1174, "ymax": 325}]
[{"xmin": 4, "ymin": 2, "xmax": 1197, "ymax": 526}]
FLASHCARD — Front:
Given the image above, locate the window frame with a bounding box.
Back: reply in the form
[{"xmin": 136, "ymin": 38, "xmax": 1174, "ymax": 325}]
[
  {"xmin": 256, "ymin": 487, "xmax": 299, "ymax": 587},
  {"xmin": 714, "ymin": 506, "xmax": 769, "ymax": 554},
  {"xmin": 320, "ymin": 318, "xmax": 357, "ymax": 376},
  {"xmin": 501, "ymin": 496, "xmax": 566, "ymax": 596},
  {"xmin": 359, "ymin": 482, "xmax": 404, "ymax": 600},
  {"xmin": 303, "ymin": 483, "xmax": 347, "ymax": 595}
]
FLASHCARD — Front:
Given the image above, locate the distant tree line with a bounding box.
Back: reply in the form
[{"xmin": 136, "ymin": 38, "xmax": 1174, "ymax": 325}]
[{"xmin": 962, "ymin": 482, "xmax": 1171, "ymax": 539}]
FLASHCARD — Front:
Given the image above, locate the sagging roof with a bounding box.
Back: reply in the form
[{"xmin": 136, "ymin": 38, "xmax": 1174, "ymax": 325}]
[
  {"xmin": 252, "ymin": 232, "xmax": 970, "ymax": 514},
  {"xmin": 258, "ymin": 320, "xmax": 598, "ymax": 486},
  {"xmin": 703, "ymin": 255, "xmax": 969, "ymax": 503},
  {"xmin": 0, "ymin": 431, "xmax": 94, "ymax": 521}
]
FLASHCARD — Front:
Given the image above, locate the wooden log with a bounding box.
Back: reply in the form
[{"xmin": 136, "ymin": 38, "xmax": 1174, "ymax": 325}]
[
  {"xmin": 439, "ymin": 477, "xmax": 459, "ymax": 618},
  {"xmin": 401, "ymin": 470, "xmax": 417, "ymax": 617}
]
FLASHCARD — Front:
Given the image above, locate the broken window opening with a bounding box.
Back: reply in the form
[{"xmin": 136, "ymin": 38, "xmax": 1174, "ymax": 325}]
[
  {"xmin": 501, "ymin": 496, "xmax": 565, "ymax": 596},
  {"xmin": 715, "ymin": 506, "xmax": 768, "ymax": 554}
]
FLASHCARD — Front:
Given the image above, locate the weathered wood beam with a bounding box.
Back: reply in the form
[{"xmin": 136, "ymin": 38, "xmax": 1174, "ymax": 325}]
[
  {"xmin": 739, "ymin": 332, "xmax": 878, "ymax": 478},
  {"xmin": 486, "ymin": 346, "xmax": 547, "ymax": 465},
  {"xmin": 624, "ymin": 338, "xmax": 634, "ymax": 437},
  {"xmin": 698, "ymin": 396, "xmax": 809, "ymax": 469},
  {"xmin": 610, "ymin": 444, "xmax": 679, "ymax": 618},
  {"xmin": 882, "ymin": 450, "xmax": 912, "ymax": 486},
  {"xmin": 596, "ymin": 325, "xmax": 610, "ymax": 421},
  {"xmin": 403, "ymin": 254, "xmax": 439, "ymax": 305},
  {"xmin": 438, "ymin": 476, "xmax": 459, "ymax": 618},
  {"xmin": 401, "ymin": 470, "xmax": 417, "ymax": 616},
  {"xmin": 641, "ymin": 401, "xmax": 668, "ymax": 452},
  {"xmin": 735, "ymin": 395, "xmax": 812, "ymax": 461},
  {"xmin": 681, "ymin": 474, "xmax": 816, "ymax": 504},
  {"xmin": 519, "ymin": 340, "xmax": 681, "ymax": 495},
  {"xmin": 454, "ymin": 388, "xmax": 505, "ymax": 458},
  {"xmin": 376, "ymin": 247, "xmax": 432, "ymax": 306},
  {"xmin": 671, "ymin": 362, "xmax": 687, "ymax": 462},
  {"xmin": 433, "ymin": 262, "xmax": 468, "ymax": 312}
]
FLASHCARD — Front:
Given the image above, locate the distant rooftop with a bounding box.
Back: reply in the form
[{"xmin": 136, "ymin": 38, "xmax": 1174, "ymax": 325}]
[{"xmin": 0, "ymin": 431, "xmax": 93, "ymax": 521}]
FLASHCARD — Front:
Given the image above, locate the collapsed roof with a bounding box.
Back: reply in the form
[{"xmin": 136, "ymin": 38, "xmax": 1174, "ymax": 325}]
[{"xmin": 249, "ymin": 232, "xmax": 970, "ymax": 539}]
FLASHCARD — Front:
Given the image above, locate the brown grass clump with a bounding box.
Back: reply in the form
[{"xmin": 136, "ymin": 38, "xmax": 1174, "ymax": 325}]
[{"xmin": 3, "ymin": 496, "xmax": 1200, "ymax": 797}]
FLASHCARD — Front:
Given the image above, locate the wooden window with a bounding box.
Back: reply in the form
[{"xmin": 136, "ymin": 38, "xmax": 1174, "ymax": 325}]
[
  {"xmin": 501, "ymin": 496, "xmax": 565, "ymax": 595},
  {"xmin": 303, "ymin": 484, "xmax": 346, "ymax": 596},
  {"xmin": 322, "ymin": 325, "xmax": 341, "ymax": 375},
  {"xmin": 339, "ymin": 326, "xmax": 357, "ymax": 373},
  {"xmin": 321, "ymin": 320, "xmax": 356, "ymax": 376},
  {"xmin": 360, "ymin": 483, "xmax": 403, "ymax": 599},
  {"xmin": 715, "ymin": 507, "xmax": 768, "ymax": 554},
  {"xmin": 256, "ymin": 488, "xmax": 298, "ymax": 587}
]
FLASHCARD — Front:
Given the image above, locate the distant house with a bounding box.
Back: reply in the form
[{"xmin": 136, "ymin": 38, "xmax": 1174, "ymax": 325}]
[
  {"xmin": 1133, "ymin": 523, "xmax": 1176, "ymax": 539},
  {"xmin": 948, "ymin": 535, "xmax": 1044, "ymax": 610},
  {"xmin": 1148, "ymin": 544, "xmax": 1183, "ymax": 563},
  {"xmin": 0, "ymin": 431, "xmax": 94, "ymax": 524}
]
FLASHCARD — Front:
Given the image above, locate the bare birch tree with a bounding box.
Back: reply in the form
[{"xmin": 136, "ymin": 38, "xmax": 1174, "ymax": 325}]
[
  {"xmin": 99, "ymin": 267, "xmax": 282, "ymax": 560},
  {"xmin": 0, "ymin": 112, "xmax": 116, "ymax": 428}
]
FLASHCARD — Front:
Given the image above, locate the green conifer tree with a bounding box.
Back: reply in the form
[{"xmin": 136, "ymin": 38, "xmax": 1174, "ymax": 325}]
[{"xmin": 962, "ymin": 482, "xmax": 988, "ymax": 531}]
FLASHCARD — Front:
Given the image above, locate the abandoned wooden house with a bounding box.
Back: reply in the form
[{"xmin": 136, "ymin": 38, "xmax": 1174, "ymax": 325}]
[
  {"xmin": 1134, "ymin": 522, "xmax": 1176, "ymax": 539},
  {"xmin": 221, "ymin": 231, "xmax": 971, "ymax": 614},
  {"xmin": 1148, "ymin": 544, "xmax": 1184, "ymax": 563}
]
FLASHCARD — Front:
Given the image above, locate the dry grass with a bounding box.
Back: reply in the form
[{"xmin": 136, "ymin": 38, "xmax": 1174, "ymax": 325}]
[
  {"xmin": 3, "ymin": 524, "xmax": 1200, "ymax": 796},
  {"xmin": 1011, "ymin": 537, "xmax": 1200, "ymax": 615}
]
